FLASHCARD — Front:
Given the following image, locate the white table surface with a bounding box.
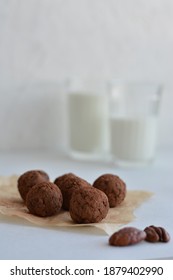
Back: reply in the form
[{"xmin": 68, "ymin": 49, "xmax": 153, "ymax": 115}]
[{"xmin": 0, "ymin": 149, "xmax": 173, "ymax": 260}]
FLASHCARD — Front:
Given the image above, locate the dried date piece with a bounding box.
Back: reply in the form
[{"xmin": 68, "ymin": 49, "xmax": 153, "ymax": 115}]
[
  {"xmin": 109, "ymin": 227, "xmax": 146, "ymax": 246},
  {"xmin": 144, "ymin": 225, "xmax": 170, "ymax": 243}
]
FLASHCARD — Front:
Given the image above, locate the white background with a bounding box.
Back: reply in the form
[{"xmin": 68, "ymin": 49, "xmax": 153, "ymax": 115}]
[
  {"xmin": 1, "ymin": 2, "xmax": 173, "ymax": 261},
  {"xmin": 0, "ymin": 0, "xmax": 173, "ymax": 152}
]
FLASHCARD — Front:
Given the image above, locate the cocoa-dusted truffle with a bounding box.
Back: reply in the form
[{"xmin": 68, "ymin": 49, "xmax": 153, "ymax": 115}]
[
  {"xmin": 69, "ymin": 187, "xmax": 109, "ymax": 224},
  {"xmin": 18, "ymin": 170, "xmax": 49, "ymax": 201},
  {"xmin": 54, "ymin": 173, "xmax": 75, "ymax": 189},
  {"xmin": 54, "ymin": 173, "xmax": 91, "ymax": 210},
  {"xmin": 93, "ymin": 174, "xmax": 126, "ymax": 207},
  {"xmin": 26, "ymin": 182, "xmax": 63, "ymax": 217}
]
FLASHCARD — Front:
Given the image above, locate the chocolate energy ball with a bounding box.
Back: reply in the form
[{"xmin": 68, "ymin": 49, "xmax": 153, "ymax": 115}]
[
  {"xmin": 18, "ymin": 170, "xmax": 49, "ymax": 201},
  {"xmin": 69, "ymin": 187, "xmax": 109, "ymax": 224},
  {"xmin": 26, "ymin": 182, "xmax": 63, "ymax": 217},
  {"xmin": 54, "ymin": 173, "xmax": 75, "ymax": 189},
  {"xmin": 93, "ymin": 174, "xmax": 126, "ymax": 207},
  {"xmin": 54, "ymin": 173, "xmax": 91, "ymax": 210}
]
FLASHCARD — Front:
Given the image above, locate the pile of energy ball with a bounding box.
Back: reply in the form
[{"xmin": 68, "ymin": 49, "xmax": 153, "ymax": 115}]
[
  {"xmin": 17, "ymin": 170, "xmax": 126, "ymax": 223},
  {"xmin": 17, "ymin": 170, "xmax": 170, "ymax": 247}
]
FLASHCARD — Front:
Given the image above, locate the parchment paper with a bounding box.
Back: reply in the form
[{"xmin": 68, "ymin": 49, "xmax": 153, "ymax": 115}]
[{"xmin": 0, "ymin": 175, "xmax": 153, "ymax": 235}]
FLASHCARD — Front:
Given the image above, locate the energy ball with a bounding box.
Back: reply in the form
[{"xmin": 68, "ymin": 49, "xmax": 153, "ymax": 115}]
[
  {"xmin": 69, "ymin": 187, "xmax": 109, "ymax": 224},
  {"xmin": 54, "ymin": 173, "xmax": 75, "ymax": 189},
  {"xmin": 26, "ymin": 182, "xmax": 63, "ymax": 217},
  {"xmin": 18, "ymin": 170, "xmax": 49, "ymax": 201},
  {"xmin": 93, "ymin": 174, "xmax": 126, "ymax": 207},
  {"xmin": 54, "ymin": 173, "xmax": 91, "ymax": 210}
]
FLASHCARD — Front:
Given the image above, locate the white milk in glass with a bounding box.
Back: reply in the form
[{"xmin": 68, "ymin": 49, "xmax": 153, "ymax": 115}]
[
  {"xmin": 110, "ymin": 116, "xmax": 158, "ymax": 165},
  {"xmin": 109, "ymin": 82, "xmax": 162, "ymax": 166},
  {"xmin": 68, "ymin": 92, "xmax": 109, "ymax": 159}
]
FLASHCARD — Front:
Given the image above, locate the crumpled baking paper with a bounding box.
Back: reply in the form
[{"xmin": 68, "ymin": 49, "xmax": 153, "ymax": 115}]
[{"xmin": 0, "ymin": 175, "xmax": 153, "ymax": 235}]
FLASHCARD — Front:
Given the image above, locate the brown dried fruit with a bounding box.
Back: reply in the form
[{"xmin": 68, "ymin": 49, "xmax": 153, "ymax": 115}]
[
  {"xmin": 109, "ymin": 227, "xmax": 146, "ymax": 246},
  {"xmin": 144, "ymin": 225, "xmax": 170, "ymax": 243}
]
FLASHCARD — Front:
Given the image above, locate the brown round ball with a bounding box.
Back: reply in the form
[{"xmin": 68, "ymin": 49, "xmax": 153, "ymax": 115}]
[
  {"xmin": 18, "ymin": 170, "xmax": 49, "ymax": 201},
  {"xmin": 93, "ymin": 174, "xmax": 126, "ymax": 207},
  {"xmin": 54, "ymin": 173, "xmax": 91, "ymax": 210},
  {"xmin": 69, "ymin": 187, "xmax": 109, "ymax": 224},
  {"xmin": 54, "ymin": 173, "xmax": 75, "ymax": 189},
  {"xmin": 26, "ymin": 182, "xmax": 63, "ymax": 217}
]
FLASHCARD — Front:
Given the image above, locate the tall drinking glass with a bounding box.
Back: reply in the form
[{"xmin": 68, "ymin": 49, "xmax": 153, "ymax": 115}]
[
  {"xmin": 109, "ymin": 82, "xmax": 162, "ymax": 167},
  {"xmin": 66, "ymin": 78, "xmax": 110, "ymax": 160}
]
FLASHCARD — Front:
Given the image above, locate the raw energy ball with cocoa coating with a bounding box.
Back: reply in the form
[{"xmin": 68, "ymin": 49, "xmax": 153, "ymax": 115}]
[
  {"xmin": 54, "ymin": 173, "xmax": 75, "ymax": 189},
  {"xmin": 69, "ymin": 187, "xmax": 109, "ymax": 224},
  {"xmin": 26, "ymin": 182, "xmax": 63, "ymax": 217},
  {"xmin": 93, "ymin": 174, "xmax": 126, "ymax": 207},
  {"xmin": 54, "ymin": 173, "xmax": 91, "ymax": 210},
  {"xmin": 18, "ymin": 170, "xmax": 49, "ymax": 201}
]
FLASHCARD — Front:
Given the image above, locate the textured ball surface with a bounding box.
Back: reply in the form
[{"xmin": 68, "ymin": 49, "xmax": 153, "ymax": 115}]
[
  {"xmin": 93, "ymin": 174, "xmax": 126, "ymax": 207},
  {"xmin": 69, "ymin": 187, "xmax": 109, "ymax": 224},
  {"xmin": 18, "ymin": 170, "xmax": 49, "ymax": 201},
  {"xmin": 54, "ymin": 173, "xmax": 91, "ymax": 210},
  {"xmin": 26, "ymin": 182, "xmax": 63, "ymax": 217}
]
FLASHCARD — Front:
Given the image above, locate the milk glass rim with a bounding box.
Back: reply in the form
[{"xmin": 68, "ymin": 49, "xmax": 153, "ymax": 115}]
[
  {"xmin": 64, "ymin": 77, "xmax": 109, "ymax": 95},
  {"xmin": 108, "ymin": 80, "xmax": 163, "ymax": 97}
]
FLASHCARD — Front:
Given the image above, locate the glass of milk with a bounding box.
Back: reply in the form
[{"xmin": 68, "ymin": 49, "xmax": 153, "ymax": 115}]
[
  {"xmin": 109, "ymin": 81, "xmax": 163, "ymax": 167},
  {"xmin": 66, "ymin": 78, "xmax": 110, "ymax": 160}
]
